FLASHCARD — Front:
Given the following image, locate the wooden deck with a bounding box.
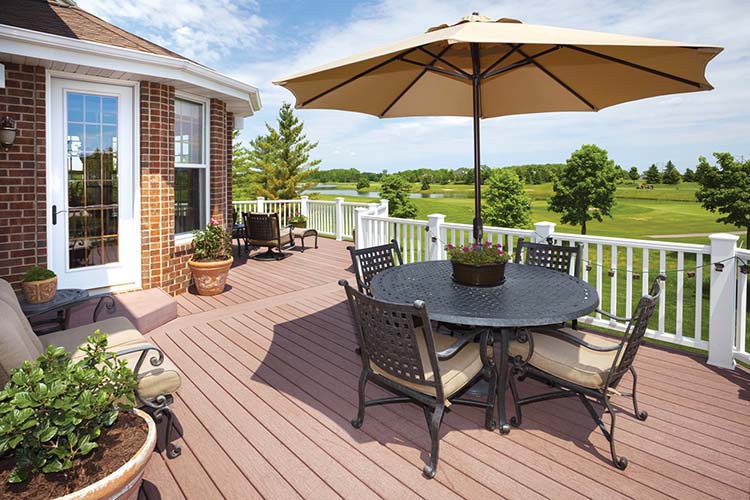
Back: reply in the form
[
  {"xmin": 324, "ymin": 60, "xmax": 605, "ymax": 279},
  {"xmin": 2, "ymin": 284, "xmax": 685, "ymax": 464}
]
[{"xmin": 141, "ymin": 238, "xmax": 750, "ymax": 500}]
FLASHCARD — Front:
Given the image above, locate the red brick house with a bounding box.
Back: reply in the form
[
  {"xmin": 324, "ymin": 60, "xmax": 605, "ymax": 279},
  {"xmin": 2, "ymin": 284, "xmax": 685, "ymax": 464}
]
[{"xmin": 0, "ymin": 0, "xmax": 261, "ymax": 295}]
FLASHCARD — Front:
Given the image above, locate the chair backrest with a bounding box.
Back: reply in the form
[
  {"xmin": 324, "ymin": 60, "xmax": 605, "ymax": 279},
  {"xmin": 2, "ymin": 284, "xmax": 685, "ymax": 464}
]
[
  {"xmin": 347, "ymin": 239, "xmax": 403, "ymax": 296},
  {"xmin": 341, "ymin": 280, "xmax": 443, "ymax": 400},
  {"xmin": 232, "ymin": 208, "xmax": 238, "ymax": 225},
  {"xmin": 514, "ymin": 238, "xmax": 581, "ymax": 277},
  {"xmin": 0, "ymin": 279, "xmax": 44, "ymax": 385},
  {"xmin": 606, "ymin": 275, "xmax": 665, "ymax": 388},
  {"xmin": 243, "ymin": 212, "xmax": 281, "ymax": 241}
]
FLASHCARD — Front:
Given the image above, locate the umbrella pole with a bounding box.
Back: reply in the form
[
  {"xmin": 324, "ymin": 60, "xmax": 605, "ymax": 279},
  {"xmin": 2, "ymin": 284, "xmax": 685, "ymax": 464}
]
[{"xmin": 471, "ymin": 42, "xmax": 483, "ymax": 243}]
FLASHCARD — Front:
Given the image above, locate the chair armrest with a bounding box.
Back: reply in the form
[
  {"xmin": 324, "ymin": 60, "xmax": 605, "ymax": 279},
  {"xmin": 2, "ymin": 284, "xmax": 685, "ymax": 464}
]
[
  {"xmin": 532, "ymin": 327, "xmax": 621, "ymax": 352},
  {"xmin": 110, "ymin": 344, "xmax": 165, "ymax": 378},
  {"xmin": 436, "ymin": 328, "xmax": 486, "ymax": 360},
  {"xmin": 595, "ymin": 308, "xmax": 631, "ymax": 323}
]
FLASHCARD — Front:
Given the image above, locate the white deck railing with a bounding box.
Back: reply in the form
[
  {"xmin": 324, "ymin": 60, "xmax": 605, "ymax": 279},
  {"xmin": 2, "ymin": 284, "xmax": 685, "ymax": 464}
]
[{"xmin": 232, "ymin": 196, "xmax": 749, "ymax": 369}]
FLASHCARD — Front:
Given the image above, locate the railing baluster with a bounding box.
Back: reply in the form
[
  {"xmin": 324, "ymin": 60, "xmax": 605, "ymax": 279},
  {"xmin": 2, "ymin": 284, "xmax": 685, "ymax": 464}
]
[
  {"xmin": 676, "ymin": 251, "xmax": 684, "ymax": 340},
  {"xmin": 659, "ymin": 250, "xmax": 667, "ymax": 334},
  {"xmin": 610, "ymin": 245, "xmax": 618, "ymax": 321},
  {"xmin": 582, "ymin": 243, "xmax": 589, "ymax": 283},
  {"xmin": 596, "ymin": 244, "xmax": 603, "ymax": 320},
  {"xmin": 642, "ymin": 249, "xmax": 649, "ymax": 297},
  {"xmin": 695, "ymin": 253, "xmax": 703, "ymax": 342},
  {"xmin": 625, "ymin": 246, "xmax": 633, "ymax": 318}
]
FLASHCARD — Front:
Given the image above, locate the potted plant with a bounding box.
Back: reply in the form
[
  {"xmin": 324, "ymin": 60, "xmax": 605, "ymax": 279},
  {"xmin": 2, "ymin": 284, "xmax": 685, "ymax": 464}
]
[
  {"xmin": 20, "ymin": 266, "xmax": 57, "ymax": 304},
  {"xmin": 446, "ymin": 241, "xmax": 510, "ymax": 287},
  {"xmin": 0, "ymin": 333, "xmax": 156, "ymax": 500},
  {"xmin": 188, "ymin": 217, "xmax": 233, "ymax": 296},
  {"xmin": 287, "ymin": 212, "xmax": 307, "ymax": 229}
]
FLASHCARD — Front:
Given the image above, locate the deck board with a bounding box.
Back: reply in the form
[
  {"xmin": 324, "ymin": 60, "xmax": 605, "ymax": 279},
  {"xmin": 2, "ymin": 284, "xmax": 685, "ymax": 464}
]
[{"xmin": 145, "ymin": 238, "xmax": 750, "ymax": 499}]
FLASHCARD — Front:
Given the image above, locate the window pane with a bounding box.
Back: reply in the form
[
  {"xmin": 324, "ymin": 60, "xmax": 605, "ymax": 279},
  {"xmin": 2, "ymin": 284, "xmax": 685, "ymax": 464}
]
[
  {"xmin": 174, "ymin": 98, "xmax": 203, "ymax": 164},
  {"xmin": 175, "ymin": 167, "xmax": 204, "ymax": 233}
]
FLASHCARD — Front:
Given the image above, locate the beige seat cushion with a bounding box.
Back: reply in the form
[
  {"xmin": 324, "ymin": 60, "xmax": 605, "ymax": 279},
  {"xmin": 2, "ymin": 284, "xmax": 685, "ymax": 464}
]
[
  {"xmin": 509, "ymin": 328, "xmax": 621, "ymax": 389},
  {"xmin": 370, "ymin": 329, "xmax": 484, "ymax": 401},
  {"xmin": 0, "ymin": 300, "xmax": 45, "ymax": 386},
  {"xmin": 249, "ymin": 231, "xmax": 293, "ymax": 248},
  {"xmin": 41, "ymin": 317, "xmax": 181, "ymax": 401},
  {"xmin": 0, "ymin": 279, "xmax": 45, "ymax": 358}
]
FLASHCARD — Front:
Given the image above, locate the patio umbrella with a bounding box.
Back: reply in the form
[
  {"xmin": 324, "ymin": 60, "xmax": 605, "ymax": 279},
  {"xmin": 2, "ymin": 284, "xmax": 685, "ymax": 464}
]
[{"xmin": 273, "ymin": 13, "xmax": 722, "ymax": 242}]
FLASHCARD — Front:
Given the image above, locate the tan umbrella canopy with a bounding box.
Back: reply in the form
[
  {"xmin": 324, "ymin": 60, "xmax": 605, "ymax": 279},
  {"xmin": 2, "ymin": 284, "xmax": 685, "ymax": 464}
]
[{"xmin": 274, "ymin": 13, "xmax": 722, "ymax": 241}]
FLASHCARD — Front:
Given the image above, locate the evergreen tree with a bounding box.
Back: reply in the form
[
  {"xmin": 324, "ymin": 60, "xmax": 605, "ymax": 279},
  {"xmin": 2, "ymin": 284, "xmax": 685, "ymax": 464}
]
[
  {"xmin": 231, "ymin": 129, "xmax": 258, "ymax": 199},
  {"xmin": 696, "ymin": 153, "xmax": 750, "ymax": 246},
  {"xmin": 548, "ymin": 144, "xmax": 617, "ymax": 235},
  {"xmin": 628, "ymin": 166, "xmax": 640, "ymax": 181},
  {"xmin": 247, "ymin": 103, "xmax": 320, "ymax": 200},
  {"xmin": 482, "ymin": 169, "xmax": 532, "ymax": 228},
  {"xmin": 380, "ymin": 175, "xmax": 417, "ymax": 218},
  {"xmin": 662, "ymin": 160, "xmax": 682, "ymax": 184},
  {"xmin": 644, "ymin": 164, "xmax": 661, "ymax": 184},
  {"xmin": 682, "ymin": 167, "xmax": 696, "ymax": 182},
  {"xmin": 420, "ymin": 177, "xmax": 430, "ymax": 191}
]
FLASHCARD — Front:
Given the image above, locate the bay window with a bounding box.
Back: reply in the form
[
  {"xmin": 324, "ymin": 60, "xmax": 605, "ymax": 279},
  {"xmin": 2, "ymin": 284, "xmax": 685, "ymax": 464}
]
[{"xmin": 174, "ymin": 96, "xmax": 208, "ymax": 237}]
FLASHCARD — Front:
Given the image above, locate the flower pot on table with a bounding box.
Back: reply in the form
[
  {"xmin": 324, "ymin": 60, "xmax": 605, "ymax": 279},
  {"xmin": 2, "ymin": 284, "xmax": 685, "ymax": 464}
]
[
  {"xmin": 21, "ymin": 276, "xmax": 57, "ymax": 304},
  {"xmin": 451, "ymin": 261, "xmax": 506, "ymax": 287}
]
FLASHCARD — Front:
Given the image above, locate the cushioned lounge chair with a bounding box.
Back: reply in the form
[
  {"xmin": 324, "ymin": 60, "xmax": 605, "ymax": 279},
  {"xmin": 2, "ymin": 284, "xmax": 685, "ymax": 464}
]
[{"xmin": 243, "ymin": 212, "xmax": 294, "ymax": 260}]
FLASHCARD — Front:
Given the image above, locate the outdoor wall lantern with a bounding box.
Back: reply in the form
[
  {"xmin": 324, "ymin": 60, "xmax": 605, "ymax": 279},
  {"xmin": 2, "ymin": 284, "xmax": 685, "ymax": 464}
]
[
  {"xmin": 714, "ymin": 262, "xmax": 725, "ymax": 272},
  {"xmin": 740, "ymin": 264, "xmax": 749, "ymax": 275},
  {"xmin": 0, "ymin": 116, "xmax": 17, "ymax": 150}
]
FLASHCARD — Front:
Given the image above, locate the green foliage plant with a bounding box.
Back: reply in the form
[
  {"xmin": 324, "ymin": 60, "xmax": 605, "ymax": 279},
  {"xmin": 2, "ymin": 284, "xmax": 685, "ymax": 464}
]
[
  {"xmin": 355, "ymin": 176, "xmax": 370, "ymax": 190},
  {"xmin": 192, "ymin": 217, "xmax": 232, "ymax": 262},
  {"xmin": 380, "ymin": 175, "xmax": 417, "ymax": 218},
  {"xmin": 20, "ymin": 267, "xmax": 56, "ymax": 283},
  {"xmin": 0, "ymin": 333, "xmax": 137, "ymax": 483},
  {"xmin": 696, "ymin": 152, "xmax": 750, "ymax": 245},
  {"xmin": 644, "ymin": 164, "xmax": 662, "ymax": 184},
  {"xmin": 482, "ymin": 169, "xmax": 532, "ymax": 228},
  {"xmin": 446, "ymin": 241, "xmax": 510, "ymax": 265},
  {"xmin": 662, "ymin": 161, "xmax": 682, "ymax": 184},
  {"xmin": 548, "ymin": 144, "xmax": 617, "ymax": 235},
  {"xmin": 287, "ymin": 212, "xmax": 307, "ymax": 224},
  {"xmin": 628, "ymin": 166, "xmax": 640, "ymax": 181}
]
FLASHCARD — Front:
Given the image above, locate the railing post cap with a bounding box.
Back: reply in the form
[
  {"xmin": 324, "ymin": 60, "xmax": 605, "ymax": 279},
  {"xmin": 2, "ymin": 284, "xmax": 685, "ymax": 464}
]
[
  {"xmin": 427, "ymin": 213, "xmax": 446, "ymax": 219},
  {"xmin": 335, "ymin": 197, "xmax": 344, "ymax": 201},
  {"xmin": 301, "ymin": 195, "xmax": 308, "ymax": 200},
  {"xmin": 709, "ymin": 233, "xmax": 740, "ymax": 242},
  {"xmin": 535, "ymin": 221, "xmax": 556, "ymax": 228}
]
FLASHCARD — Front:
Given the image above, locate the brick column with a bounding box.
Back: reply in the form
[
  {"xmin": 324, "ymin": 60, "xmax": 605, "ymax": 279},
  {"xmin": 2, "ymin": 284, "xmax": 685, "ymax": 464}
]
[
  {"xmin": 226, "ymin": 111, "xmax": 234, "ymax": 224},
  {"xmin": 140, "ymin": 82, "xmax": 175, "ymax": 291},
  {"xmin": 0, "ymin": 62, "xmax": 46, "ymax": 289},
  {"xmin": 209, "ymin": 99, "xmax": 228, "ymax": 225}
]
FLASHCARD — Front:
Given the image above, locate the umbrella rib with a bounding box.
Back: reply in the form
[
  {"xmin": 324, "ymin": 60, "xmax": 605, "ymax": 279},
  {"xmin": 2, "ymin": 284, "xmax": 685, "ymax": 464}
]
[
  {"xmin": 564, "ymin": 45, "xmax": 705, "ymax": 88},
  {"xmin": 417, "ymin": 47, "xmax": 472, "ymax": 79},
  {"xmin": 517, "ymin": 47, "xmax": 597, "ymax": 111},
  {"xmin": 482, "ymin": 46, "xmax": 561, "ymax": 80},
  {"xmin": 400, "ymin": 57, "xmax": 471, "ymax": 80},
  {"xmin": 480, "ymin": 44, "xmax": 522, "ymax": 78},
  {"xmin": 300, "ymin": 47, "xmax": 420, "ymax": 108},
  {"xmin": 380, "ymin": 46, "xmax": 453, "ymax": 118}
]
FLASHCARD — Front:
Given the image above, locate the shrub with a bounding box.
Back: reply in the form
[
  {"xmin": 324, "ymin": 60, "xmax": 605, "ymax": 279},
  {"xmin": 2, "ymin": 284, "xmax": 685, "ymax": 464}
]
[
  {"xmin": 287, "ymin": 212, "xmax": 307, "ymax": 224},
  {"xmin": 0, "ymin": 333, "xmax": 137, "ymax": 483},
  {"xmin": 380, "ymin": 175, "xmax": 417, "ymax": 219},
  {"xmin": 446, "ymin": 241, "xmax": 510, "ymax": 265},
  {"xmin": 20, "ymin": 267, "xmax": 56, "ymax": 283},
  {"xmin": 192, "ymin": 217, "xmax": 232, "ymax": 261}
]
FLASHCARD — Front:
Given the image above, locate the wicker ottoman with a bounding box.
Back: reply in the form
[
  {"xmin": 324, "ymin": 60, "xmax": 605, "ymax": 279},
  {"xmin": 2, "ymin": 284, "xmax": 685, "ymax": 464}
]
[{"xmin": 292, "ymin": 227, "xmax": 318, "ymax": 252}]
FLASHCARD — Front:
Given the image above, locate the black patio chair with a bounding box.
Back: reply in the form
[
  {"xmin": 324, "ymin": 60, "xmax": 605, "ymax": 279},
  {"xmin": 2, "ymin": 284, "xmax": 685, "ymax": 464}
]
[
  {"xmin": 243, "ymin": 212, "xmax": 294, "ymax": 260},
  {"xmin": 340, "ymin": 280, "xmax": 498, "ymax": 478},
  {"xmin": 506, "ymin": 275, "xmax": 665, "ymax": 470},
  {"xmin": 515, "ymin": 237, "xmax": 582, "ymax": 328},
  {"xmin": 346, "ymin": 239, "xmax": 403, "ymax": 296}
]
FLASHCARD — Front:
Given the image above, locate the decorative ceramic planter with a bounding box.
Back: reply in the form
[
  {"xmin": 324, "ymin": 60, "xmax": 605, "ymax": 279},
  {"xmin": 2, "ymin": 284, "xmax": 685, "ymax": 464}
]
[
  {"xmin": 188, "ymin": 257, "xmax": 233, "ymax": 296},
  {"xmin": 21, "ymin": 276, "xmax": 57, "ymax": 304},
  {"xmin": 291, "ymin": 221, "xmax": 307, "ymax": 229},
  {"xmin": 451, "ymin": 261, "xmax": 506, "ymax": 287},
  {"xmin": 57, "ymin": 409, "xmax": 156, "ymax": 500}
]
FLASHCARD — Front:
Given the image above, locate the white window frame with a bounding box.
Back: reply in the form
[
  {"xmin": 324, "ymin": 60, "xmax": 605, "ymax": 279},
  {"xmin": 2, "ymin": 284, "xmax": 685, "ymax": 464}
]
[{"xmin": 174, "ymin": 91, "xmax": 210, "ymax": 244}]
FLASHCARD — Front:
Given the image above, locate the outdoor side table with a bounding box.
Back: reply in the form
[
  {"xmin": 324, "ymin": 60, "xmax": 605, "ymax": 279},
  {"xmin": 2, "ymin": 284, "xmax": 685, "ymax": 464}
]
[
  {"xmin": 19, "ymin": 289, "xmax": 115, "ymax": 335},
  {"xmin": 370, "ymin": 260, "xmax": 599, "ymax": 434},
  {"xmin": 293, "ymin": 227, "xmax": 318, "ymax": 252}
]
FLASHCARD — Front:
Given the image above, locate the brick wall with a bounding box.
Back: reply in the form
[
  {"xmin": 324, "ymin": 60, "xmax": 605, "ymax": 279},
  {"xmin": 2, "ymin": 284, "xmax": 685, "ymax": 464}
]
[
  {"xmin": 0, "ymin": 61, "xmax": 46, "ymax": 289},
  {"xmin": 140, "ymin": 86, "xmax": 234, "ymax": 296}
]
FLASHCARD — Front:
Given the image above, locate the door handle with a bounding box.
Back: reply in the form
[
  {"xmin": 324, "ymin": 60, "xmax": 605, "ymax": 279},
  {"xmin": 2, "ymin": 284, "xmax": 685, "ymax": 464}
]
[{"xmin": 52, "ymin": 205, "xmax": 66, "ymax": 225}]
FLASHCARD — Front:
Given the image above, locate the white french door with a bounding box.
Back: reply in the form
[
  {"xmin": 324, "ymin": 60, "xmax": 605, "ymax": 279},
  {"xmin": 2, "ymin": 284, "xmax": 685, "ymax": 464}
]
[{"xmin": 48, "ymin": 77, "xmax": 140, "ymax": 291}]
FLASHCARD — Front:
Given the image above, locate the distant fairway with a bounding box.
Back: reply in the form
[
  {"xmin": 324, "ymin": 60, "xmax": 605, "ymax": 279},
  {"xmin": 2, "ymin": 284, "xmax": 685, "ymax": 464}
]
[{"xmin": 312, "ymin": 181, "xmax": 745, "ymax": 246}]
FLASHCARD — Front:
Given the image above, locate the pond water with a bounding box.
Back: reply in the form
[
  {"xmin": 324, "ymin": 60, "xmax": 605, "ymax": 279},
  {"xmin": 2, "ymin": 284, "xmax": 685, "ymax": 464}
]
[{"xmin": 303, "ymin": 185, "xmax": 473, "ymax": 199}]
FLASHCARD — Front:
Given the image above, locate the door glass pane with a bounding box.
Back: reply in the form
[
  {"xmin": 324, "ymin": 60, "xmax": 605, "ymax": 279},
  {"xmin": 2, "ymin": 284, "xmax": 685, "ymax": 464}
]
[{"xmin": 66, "ymin": 92, "xmax": 119, "ymax": 269}]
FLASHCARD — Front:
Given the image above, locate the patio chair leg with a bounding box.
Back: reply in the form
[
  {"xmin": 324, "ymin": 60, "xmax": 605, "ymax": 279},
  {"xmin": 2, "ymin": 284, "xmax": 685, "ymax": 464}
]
[
  {"xmin": 629, "ymin": 366, "xmax": 648, "ymax": 421},
  {"xmin": 604, "ymin": 397, "xmax": 628, "ymax": 470},
  {"xmin": 423, "ymin": 404, "xmax": 445, "ymax": 479},
  {"xmin": 351, "ymin": 370, "xmax": 368, "ymax": 428},
  {"xmin": 508, "ymin": 372, "xmax": 522, "ymax": 428},
  {"xmin": 484, "ymin": 368, "xmax": 498, "ymax": 431},
  {"xmin": 156, "ymin": 407, "xmax": 182, "ymax": 459}
]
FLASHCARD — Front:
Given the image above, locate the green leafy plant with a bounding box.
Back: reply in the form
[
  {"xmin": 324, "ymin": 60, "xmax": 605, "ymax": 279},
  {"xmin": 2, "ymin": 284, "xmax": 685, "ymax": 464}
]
[
  {"xmin": 192, "ymin": 217, "xmax": 232, "ymax": 262},
  {"xmin": 287, "ymin": 212, "xmax": 307, "ymax": 224},
  {"xmin": 0, "ymin": 332, "xmax": 137, "ymax": 483},
  {"xmin": 446, "ymin": 241, "xmax": 510, "ymax": 265},
  {"xmin": 482, "ymin": 169, "xmax": 532, "ymax": 228},
  {"xmin": 380, "ymin": 175, "xmax": 417, "ymax": 218},
  {"xmin": 20, "ymin": 266, "xmax": 56, "ymax": 283}
]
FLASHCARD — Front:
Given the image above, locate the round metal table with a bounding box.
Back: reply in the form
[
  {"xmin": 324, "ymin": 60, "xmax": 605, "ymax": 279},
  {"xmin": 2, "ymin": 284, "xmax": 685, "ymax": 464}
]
[{"xmin": 370, "ymin": 260, "xmax": 599, "ymax": 433}]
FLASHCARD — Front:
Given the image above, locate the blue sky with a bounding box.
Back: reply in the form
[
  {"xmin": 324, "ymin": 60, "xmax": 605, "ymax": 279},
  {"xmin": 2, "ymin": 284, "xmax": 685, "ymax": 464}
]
[{"xmin": 78, "ymin": 0, "xmax": 749, "ymax": 173}]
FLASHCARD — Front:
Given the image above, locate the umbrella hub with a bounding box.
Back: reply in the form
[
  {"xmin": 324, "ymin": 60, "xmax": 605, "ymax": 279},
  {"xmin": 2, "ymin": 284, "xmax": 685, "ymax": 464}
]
[{"xmin": 427, "ymin": 14, "xmax": 522, "ymax": 33}]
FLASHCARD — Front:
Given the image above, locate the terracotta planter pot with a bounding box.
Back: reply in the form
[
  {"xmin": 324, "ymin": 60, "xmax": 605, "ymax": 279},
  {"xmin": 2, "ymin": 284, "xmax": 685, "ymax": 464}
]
[
  {"xmin": 57, "ymin": 409, "xmax": 156, "ymax": 500},
  {"xmin": 21, "ymin": 276, "xmax": 57, "ymax": 304},
  {"xmin": 188, "ymin": 257, "xmax": 233, "ymax": 296},
  {"xmin": 451, "ymin": 261, "xmax": 506, "ymax": 287},
  {"xmin": 291, "ymin": 221, "xmax": 307, "ymax": 229}
]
